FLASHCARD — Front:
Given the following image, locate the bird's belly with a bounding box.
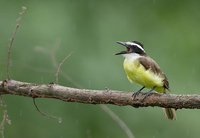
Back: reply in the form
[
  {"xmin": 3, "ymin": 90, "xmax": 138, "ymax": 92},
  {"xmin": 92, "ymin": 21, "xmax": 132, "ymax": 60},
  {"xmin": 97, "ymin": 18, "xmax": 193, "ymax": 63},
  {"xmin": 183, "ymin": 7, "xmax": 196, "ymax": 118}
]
[{"xmin": 123, "ymin": 61, "xmax": 164, "ymax": 90}]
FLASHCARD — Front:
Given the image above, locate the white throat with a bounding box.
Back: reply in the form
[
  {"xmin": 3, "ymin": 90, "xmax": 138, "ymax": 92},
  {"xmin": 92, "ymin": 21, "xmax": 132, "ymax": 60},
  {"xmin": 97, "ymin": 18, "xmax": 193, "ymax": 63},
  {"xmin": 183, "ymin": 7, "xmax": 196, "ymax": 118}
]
[{"xmin": 123, "ymin": 53, "xmax": 142, "ymax": 62}]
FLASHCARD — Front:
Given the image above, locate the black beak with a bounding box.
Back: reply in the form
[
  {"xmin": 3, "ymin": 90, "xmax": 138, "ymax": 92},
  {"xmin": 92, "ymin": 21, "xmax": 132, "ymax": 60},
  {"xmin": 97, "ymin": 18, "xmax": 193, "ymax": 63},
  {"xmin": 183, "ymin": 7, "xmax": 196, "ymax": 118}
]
[
  {"xmin": 116, "ymin": 41, "xmax": 127, "ymax": 46},
  {"xmin": 115, "ymin": 41, "xmax": 127, "ymax": 55}
]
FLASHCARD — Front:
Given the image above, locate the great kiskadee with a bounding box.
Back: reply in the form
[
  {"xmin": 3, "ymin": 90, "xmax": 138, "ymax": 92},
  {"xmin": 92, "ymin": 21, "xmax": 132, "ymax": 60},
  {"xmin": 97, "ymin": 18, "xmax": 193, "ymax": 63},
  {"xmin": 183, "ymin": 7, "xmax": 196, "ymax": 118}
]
[{"xmin": 115, "ymin": 40, "xmax": 176, "ymax": 120}]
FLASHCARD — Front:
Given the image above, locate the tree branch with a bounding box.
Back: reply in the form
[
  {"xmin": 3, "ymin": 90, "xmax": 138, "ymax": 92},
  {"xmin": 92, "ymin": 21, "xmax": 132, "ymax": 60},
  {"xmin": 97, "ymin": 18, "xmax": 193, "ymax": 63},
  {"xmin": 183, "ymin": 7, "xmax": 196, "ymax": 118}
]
[{"xmin": 0, "ymin": 80, "xmax": 199, "ymax": 109}]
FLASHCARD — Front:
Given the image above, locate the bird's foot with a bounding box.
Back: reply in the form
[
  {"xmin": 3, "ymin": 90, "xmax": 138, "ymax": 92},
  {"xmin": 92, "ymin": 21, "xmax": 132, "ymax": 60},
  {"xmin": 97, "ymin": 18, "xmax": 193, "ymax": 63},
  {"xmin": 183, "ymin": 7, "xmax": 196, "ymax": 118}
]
[
  {"xmin": 142, "ymin": 91, "xmax": 154, "ymax": 101},
  {"xmin": 132, "ymin": 86, "xmax": 145, "ymax": 100},
  {"xmin": 132, "ymin": 91, "xmax": 141, "ymax": 100},
  {"xmin": 142, "ymin": 86, "xmax": 156, "ymax": 101}
]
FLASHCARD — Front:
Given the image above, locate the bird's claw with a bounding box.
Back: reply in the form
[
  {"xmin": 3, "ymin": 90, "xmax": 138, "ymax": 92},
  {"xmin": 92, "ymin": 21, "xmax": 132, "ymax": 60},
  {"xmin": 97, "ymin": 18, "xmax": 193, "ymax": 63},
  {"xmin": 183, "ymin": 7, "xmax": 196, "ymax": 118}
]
[
  {"xmin": 142, "ymin": 86, "xmax": 156, "ymax": 101},
  {"xmin": 132, "ymin": 91, "xmax": 141, "ymax": 100},
  {"xmin": 132, "ymin": 86, "xmax": 145, "ymax": 100},
  {"xmin": 142, "ymin": 91, "xmax": 154, "ymax": 101}
]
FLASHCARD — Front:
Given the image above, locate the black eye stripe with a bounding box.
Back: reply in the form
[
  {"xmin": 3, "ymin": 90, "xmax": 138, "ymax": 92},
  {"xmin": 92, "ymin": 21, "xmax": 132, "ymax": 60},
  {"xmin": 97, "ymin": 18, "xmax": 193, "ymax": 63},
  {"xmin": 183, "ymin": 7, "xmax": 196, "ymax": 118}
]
[
  {"xmin": 131, "ymin": 45, "xmax": 144, "ymax": 54},
  {"xmin": 132, "ymin": 41, "xmax": 144, "ymax": 48}
]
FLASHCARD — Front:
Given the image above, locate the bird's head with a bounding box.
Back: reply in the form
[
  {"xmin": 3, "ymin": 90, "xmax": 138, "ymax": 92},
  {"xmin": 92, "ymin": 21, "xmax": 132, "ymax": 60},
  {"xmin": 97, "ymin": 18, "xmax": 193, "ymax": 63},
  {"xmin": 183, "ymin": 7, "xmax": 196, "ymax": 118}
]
[{"xmin": 115, "ymin": 41, "xmax": 146, "ymax": 56}]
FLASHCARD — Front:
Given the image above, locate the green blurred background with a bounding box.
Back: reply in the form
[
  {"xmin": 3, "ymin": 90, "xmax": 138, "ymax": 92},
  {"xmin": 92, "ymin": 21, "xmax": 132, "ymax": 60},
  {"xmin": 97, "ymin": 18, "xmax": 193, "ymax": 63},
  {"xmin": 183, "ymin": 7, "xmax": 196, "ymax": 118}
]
[{"xmin": 1, "ymin": 0, "xmax": 200, "ymax": 138}]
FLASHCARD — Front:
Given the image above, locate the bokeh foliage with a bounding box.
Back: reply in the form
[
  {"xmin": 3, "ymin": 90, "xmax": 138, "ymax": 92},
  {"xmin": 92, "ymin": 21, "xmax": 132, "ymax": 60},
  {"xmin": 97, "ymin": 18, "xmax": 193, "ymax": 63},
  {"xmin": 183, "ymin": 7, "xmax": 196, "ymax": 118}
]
[{"xmin": 1, "ymin": 0, "xmax": 200, "ymax": 138}]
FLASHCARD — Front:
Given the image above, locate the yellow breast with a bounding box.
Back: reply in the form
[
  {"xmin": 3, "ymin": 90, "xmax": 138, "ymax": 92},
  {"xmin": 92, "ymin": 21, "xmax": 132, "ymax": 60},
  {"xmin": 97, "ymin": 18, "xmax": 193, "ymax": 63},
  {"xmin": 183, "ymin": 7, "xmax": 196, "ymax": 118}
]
[{"xmin": 123, "ymin": 59, "xmax": 165, "ymax": 93}]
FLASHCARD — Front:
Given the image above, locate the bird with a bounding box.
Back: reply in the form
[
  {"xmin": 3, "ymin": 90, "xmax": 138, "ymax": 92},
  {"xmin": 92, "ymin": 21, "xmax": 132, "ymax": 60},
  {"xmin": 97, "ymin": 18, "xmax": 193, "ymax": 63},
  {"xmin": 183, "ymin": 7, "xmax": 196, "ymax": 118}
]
[{"xmin": 115, "ymin": 40, "xmax": 176, "ymax": 120}]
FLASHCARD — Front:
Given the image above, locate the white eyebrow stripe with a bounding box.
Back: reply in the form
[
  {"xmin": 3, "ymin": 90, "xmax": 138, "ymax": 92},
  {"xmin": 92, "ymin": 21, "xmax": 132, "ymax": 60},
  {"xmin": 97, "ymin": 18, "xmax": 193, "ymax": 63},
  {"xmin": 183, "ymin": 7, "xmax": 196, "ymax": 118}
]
[
  {"xmin": 133, "ymin": 43, "xmax": 145, "ymax": 52},
  {"xmin": 126, "ymin": 42, "xmax": 145, "ymax": 52}
]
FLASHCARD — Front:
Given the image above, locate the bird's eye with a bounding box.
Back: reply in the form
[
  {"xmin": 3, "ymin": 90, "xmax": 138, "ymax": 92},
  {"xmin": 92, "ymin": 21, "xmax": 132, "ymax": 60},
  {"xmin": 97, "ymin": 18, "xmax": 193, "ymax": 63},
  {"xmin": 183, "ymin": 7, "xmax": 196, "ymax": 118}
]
[{"xmin": 126, "ymin": 47, "xmax": 130, "ymax": 52}]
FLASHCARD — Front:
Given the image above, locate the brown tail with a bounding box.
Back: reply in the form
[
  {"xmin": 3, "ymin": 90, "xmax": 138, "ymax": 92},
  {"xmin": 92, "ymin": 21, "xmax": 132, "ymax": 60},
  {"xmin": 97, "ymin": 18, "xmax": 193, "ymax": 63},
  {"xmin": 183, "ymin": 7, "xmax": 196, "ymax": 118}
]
[{"xmin": 163, "ymin": 108, "xmax": 176, "ymax": 120}]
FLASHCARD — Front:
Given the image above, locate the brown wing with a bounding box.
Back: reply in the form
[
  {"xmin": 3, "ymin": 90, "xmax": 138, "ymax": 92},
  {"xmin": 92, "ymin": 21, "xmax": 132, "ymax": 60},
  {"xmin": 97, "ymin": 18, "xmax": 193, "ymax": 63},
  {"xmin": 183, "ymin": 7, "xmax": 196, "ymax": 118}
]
[{"xmin": 138, "ymin": 56, "xmax": 170, "ymax": 90}]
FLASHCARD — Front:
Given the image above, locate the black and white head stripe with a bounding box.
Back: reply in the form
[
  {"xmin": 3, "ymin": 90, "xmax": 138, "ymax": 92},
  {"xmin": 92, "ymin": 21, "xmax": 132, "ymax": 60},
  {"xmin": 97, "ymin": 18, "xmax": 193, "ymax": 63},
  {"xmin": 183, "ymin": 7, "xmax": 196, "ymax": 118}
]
[
  {"xmin": 132, "ymin": 41, "xmax": 143, "ymax": 48},
  {"xmin": 125, "ymin": 41, "xmax": 145, "ymax": 52}
]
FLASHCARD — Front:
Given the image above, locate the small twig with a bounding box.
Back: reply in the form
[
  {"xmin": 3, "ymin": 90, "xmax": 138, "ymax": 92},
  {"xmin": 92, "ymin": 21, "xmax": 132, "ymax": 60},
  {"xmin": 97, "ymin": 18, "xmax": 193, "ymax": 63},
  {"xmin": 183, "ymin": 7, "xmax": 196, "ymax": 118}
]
[
  {"xmin": 33, "ymin": 98, "xmax": 62, "ymax": 123},
  {"xmin": 35, "ymin": 45, "xmax": 81, "ymax": 88},
  {"xmin": 53, "ymin": 52, "xmax": 73, "ymax": 123},
  {"xmin": 34, "ymin": 43, "xmax": 72, "ymax": 122},
  {"xmin": 0, "ymin": 96, "xmax": 11, "ymax": 138},
  {"xmin": 49, "ymin": 40, "xmax": 78, "ymax": 87},
  {"xmin": 55, "ymin": 53, "xmax": 72, "ymax": 84},
  {"xmin": 0, "ymin": 96, "xmax": 6, "ymax": 138},
  {"xmin": 6, "ymin": 6, "xmax": 27, "ymax": 80},
  {"xmin": 33, "ymin": 45, "xmax": 65, "ymax": 122},
  {"xmin": 100, "ymin": 105, "xmax": 134, "ymax": 138}
]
